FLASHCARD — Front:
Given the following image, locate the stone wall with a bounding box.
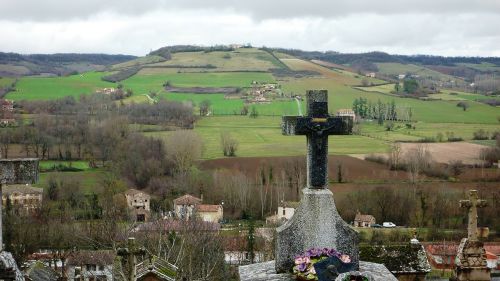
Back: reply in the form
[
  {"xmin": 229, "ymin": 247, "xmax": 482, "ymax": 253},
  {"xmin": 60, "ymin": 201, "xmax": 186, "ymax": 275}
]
[{"xmin": 0, "ymin": 159, "xmax": 39, "ymax": 184}]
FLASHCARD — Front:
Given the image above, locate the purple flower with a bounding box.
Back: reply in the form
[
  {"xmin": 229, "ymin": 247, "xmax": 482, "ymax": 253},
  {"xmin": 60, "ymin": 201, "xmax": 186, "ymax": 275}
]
[
  {"xmin": 324, "ymin": 248, "xmax": 341, "ymax": 258},
  {"xmin": 306, "ymin": 248, "xmax": 323, "ymax": 258},
  {"xmin": 297, "ymin": 262, "xmax": 307, "ymax": 272}
]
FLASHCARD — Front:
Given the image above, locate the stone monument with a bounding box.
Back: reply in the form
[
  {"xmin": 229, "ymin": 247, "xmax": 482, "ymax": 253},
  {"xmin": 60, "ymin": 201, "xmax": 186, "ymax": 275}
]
[
  {"xmin": 454, "ymin": 190, "xmax": 491, "ymax": 281},
  {"xmin": 0, "ymin": 158, "xmax": 39, "ymax": 281},
  {"xmin": 277, "ymin": 90, "xmax": 358, "ymax": 272},
  {"xmin": 239, "ymin": 90, "xmax": 397, "ymax": 281}
]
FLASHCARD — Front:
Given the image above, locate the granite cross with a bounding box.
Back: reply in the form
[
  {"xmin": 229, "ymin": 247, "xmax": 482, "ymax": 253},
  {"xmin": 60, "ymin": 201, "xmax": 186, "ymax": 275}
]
[
  {"xmin": 117, "ymin": 237, "xmax": 146, "ymax": 281},
  {"xmin": 282, "ymin": 90, "xmax": 353, "ymax": 189},
  {"xmin": 0, "ymin": 158, "xmax": 39, "ymax": 251},
  {"xmin": 460, "ymin": 190, "xmax": 487, "ymax": 241}
]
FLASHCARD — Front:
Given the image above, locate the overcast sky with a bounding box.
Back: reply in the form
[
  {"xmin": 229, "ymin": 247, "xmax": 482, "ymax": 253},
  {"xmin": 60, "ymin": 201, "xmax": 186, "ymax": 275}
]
[{"xmin": 2, "ymin": 0, "xmax": 500, "ymax": 56}]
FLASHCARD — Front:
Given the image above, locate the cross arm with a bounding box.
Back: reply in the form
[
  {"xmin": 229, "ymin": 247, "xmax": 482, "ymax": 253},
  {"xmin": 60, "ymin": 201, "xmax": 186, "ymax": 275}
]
[
  {"xmin": 477, "ymin": 200, "xmax": 487, "ymax": 208},
  {"xmin": 459, "ymin": 200, "xmax": 472, "ymax": 208}
]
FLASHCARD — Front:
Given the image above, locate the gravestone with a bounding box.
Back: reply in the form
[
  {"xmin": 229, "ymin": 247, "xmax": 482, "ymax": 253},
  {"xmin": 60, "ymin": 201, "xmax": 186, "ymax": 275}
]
[
  {"xmin": 454, "ymin": 190, "xmax": 491, "ymax": 281},
  {"xmin": 0, "ymin": 158, "xmax": 39, "ymax": 281},
  {"xmin": 276, "ymin": 90, "xmax": 358, "ymax": 273}
]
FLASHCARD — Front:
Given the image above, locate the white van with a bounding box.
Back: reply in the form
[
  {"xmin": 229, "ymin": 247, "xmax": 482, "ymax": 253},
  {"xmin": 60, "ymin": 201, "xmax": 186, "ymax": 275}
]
[{"xmin": 383, "ymin": 222, "xmax": 396, "ymax": 228}]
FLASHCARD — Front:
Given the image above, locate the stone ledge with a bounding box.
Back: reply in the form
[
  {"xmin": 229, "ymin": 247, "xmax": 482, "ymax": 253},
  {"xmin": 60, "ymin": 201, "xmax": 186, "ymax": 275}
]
[{"xmin": 239, "ymin": 260, "xmax": 397, "ymax": 281}]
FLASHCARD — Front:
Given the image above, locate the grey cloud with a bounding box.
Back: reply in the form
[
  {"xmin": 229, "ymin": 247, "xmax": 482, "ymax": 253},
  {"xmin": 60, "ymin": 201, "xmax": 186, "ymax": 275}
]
[{"xmin": 2, "ymin": 0, "xmax": 500, "ymax": 21}]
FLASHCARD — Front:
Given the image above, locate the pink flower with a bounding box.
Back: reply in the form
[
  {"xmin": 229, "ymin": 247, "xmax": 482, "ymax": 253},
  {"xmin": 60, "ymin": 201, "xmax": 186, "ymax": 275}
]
[
  {"xmin": 294, "ymin": 256, "xmax": 310, "ymax": 265},
  {"xmin": 340, "ymin": 254, "xmax": 351, "ymax": 263}
]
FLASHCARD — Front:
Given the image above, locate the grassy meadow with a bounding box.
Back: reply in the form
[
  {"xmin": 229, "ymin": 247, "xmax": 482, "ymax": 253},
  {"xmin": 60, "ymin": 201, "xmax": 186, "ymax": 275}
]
[
  {"xmin": 146, "ymin": 116, "xmax": 390, "ymax": 159},
  {"xmin": 6, "ymin": 71, "xmax": 114, "ymax": 100}
]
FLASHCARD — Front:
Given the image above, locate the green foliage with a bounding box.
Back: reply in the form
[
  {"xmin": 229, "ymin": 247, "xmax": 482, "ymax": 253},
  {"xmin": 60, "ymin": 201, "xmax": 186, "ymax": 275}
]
[
  {"xmin": 249, "ymin": 106, "xmax": 259, "ymax": 118},
  {"xmin": 403, "ymin": 79, "xmax": 419, "ymax": 94}
]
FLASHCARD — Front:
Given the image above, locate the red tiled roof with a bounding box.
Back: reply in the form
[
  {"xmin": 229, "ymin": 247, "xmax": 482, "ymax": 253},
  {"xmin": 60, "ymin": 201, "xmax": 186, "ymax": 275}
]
[
  {"xmin": 173, "ymin": 194, "xmax": 202, "ymax": 205},
  {"xmin": 354, "ymin": 213, "xmax": 375, "ymax": 223},
  {"xmin": 196, "ymin": 204, "xmax": 221, "ymax": 213}
]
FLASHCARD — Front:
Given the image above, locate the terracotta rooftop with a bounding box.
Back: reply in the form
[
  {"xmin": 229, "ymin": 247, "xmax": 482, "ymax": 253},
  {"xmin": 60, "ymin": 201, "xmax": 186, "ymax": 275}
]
[
  {"xmin": 354, "ymin": 212, "xmax": 375, "ymax": 222},
  {"xmin": 173, "ymin": 194, "xmax": 202, "ymax": 205},
  {"xmin": 66, "ymin": 250, "xmax": 115, "ymax": 266},
  {"xmin": 196, "ymin": 204, "xmax": 221, "ymax": 213},
  {"xmin": 3, "ymin": 184, "xmax": 43, "ymax": 195}
]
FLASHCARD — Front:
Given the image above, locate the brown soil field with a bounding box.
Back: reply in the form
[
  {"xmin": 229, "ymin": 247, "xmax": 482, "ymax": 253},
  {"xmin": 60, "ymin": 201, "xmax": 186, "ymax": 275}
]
[
  {"xmin": 200, "ymin": 154, "xmax": 499, "ymax": 182},
  {"xmin": 399, "ymin": 142, "xmax": 488, "ymax": 165},
  {"xmin": 200, "ymin": 155, "xmax": 413, "ymax": 182}
]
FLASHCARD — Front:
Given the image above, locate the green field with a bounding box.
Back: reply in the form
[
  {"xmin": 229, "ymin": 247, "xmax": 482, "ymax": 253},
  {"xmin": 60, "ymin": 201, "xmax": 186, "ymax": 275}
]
[
  {"xmin": 39, "ymin": 160, "xmax": 91, "ymax": 171},
  {"xmin": 37, "ymin": 170, "xmax": 106, "ymax": 193},
  {"xmin": 360, "ymin": 122, "xmax": 500, "ymax": 142},
  {"xmin": 6, "ymin": 72, "xmax": 114, "ymax": 100},
  {"xmin": 281, "ymin": 77, "xmax": 500, "ymax": 124},
  {"xmin": 375, "ymin": 63, "xmax": 458, "ymax": 82},
  {"xmin": 458, "ymin": 62, "xmax": 500, "ymax": 72},
  {"xmin": 121, "ymin": 72, "xmax": 275, "ymax": 95},
  {"xmin": 160, "ymin": 93, "xmax": 299, "ymax": 116},
  {"xmin": 146, "ymin": 116, "xmax": 390, "ymax": 159},
  {"xmin": 0, "ymin": 77, "xmax": 15, "ymax": 87},
  {"xmin": 111, "ymin": 55, "xmax": 166, "ymax": 70},
  {"xmin": 148, "ymin": 48, "xmax": 282, "ymax": 71}
]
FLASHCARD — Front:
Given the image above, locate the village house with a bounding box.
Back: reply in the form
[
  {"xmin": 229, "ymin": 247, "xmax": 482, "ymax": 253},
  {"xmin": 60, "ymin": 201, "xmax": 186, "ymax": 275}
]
[
  {"xmin": 353, "ymin": 211, "xmax": 376, "ymax": 227},
  {"xmin": 0, "ymin": 99, "xmax": 15, "ymax": 125},
  {"xmin": 96, "ymin": 88, "xmax": 117, "ymax": 95},
  {"xmin": 336, "ymin": 108, "xmax": 356, "ymax": 122},
  {"xmin": 66, "ymin": 250, "xmax": 115, "ymax": 281},
  {"xmin": 123, "ymin": 189, "xmax": 151, "ymax": 222},
  {"xmin": 365, "ymin": 72, "xmax": 376, "ymax": 78},
  {"xmin": 266, "ymin": 201, "xmax": 299, "ymax": 225},
  {"xmin": 173, "ymin": 194, "xmax": 223, "ymax": 223},
  {"xmin": 2, "ymin": 184, "xmax": 43, "ymax": 214},
  {"xmin": 173, "ymin": 194, "xmax": 202, "ymax": 220},
  {"xmin": 425, "ymin": 242, "xmax": 500, "ymax": 272}
]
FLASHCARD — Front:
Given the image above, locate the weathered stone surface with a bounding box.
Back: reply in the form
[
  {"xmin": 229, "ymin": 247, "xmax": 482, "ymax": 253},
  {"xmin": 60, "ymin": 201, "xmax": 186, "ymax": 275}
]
[
  {"xmin": 0, "ymin": 251, "xmax": 24, "ymax": 281},
  {"xmin": 275, "ymin": 188, "xmax": 359, "ymax": 273},
  {"xmin": 0, "ymin": 158, "xmax": 39, "ymax": 184},
  {"xmin": 239, "ymin": 260, "xmax": 396, "ymax": 281}
]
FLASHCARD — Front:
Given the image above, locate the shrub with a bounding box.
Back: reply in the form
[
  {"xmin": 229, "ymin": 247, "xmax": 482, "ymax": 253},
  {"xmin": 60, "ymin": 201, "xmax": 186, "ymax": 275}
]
[
  {"xmin": 364, "ymin": 154, "xmax": 387, "ymax": 165},
  {"xmin": 473, "ymin": 129, "xmax": 489, "ymax": 140},
  {"xmin": 417, "ymin": 137, "xmax": 436, "ymax": 143},
  {"xmin": 456, "ymin": 101, "xmax": 469, "ymax": 111}
]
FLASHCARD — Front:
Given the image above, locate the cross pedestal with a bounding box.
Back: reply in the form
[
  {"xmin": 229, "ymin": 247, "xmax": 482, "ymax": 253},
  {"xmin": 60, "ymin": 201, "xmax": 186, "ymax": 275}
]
[
  {"xmin": 275, "ymin": 90, "xmax": 358, "ymax": 273},
  {"xmin": 455, "ymin": 190, "xmax": 491, "ymax": 281}
]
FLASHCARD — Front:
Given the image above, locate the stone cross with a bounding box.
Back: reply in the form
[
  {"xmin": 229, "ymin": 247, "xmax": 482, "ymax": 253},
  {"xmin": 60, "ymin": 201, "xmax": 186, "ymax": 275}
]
[
  {"xmin": 460, "ymin": 190, "xmax": 487, "ymax": 241},
  {"xmin": 117, "ymin": 237, "xmax": 146, "ymax": 281},
  {"xmin": 282, "ymin": 90, "xmax": 353, "ymax": 188},
  {"xmin": 0, "ymin": 158, "xmax": 39, "ymax": 251}
]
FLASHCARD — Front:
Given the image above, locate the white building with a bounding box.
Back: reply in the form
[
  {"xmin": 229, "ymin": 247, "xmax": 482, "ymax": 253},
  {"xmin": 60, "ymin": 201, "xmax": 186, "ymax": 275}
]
[
  {"xmin": 336, "ymin": 109, "xmax": 356, "ymax": 122},
  {"xmin": 66, "ymin": 250, "xmax": 115, "ymax": 281},
  {"xmin": 2, "ymin": 184, "xmax": 42, "ymax": 214},
  {"xmin": 173, "ymin": 194, "xmax": 223, "ymax": 223},
  {"xmin": 266, "ymin": 201, "xmax": 299, "ymax": 225}
]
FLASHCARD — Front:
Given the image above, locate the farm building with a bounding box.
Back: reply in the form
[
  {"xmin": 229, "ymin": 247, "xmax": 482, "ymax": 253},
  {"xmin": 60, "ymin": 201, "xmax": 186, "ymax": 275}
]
[
  {"xmin": 173, "ymin": 194, "xmax": 223, "ymax": 223},
  {"xmin": 353, "ymin": 211, "xmax": 376, "ymax": 227},
  {"xmin": 123, "ymin": 189, "xmax": 151, "ymax": 222},
  {"xmin": 2, "ymin": 184, "xmax": 43, "ymax": 214},
  {"xmin": 336, "ymin": 108, "xmax": 356, "ymax": 122},
  {"xmin": 66, "ymin": 250, "xmax": 115, "ymax": 281}
]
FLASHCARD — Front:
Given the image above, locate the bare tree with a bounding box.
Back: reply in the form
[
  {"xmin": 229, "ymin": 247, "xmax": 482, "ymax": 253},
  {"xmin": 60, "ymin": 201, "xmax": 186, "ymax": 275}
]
[
  {"xmin": 167, "ymin": 130, "xmax": 203, "ymax": 175},
  {"xmin": 220, "ymin": 131, "xmax": 239, "ymax": 157}
]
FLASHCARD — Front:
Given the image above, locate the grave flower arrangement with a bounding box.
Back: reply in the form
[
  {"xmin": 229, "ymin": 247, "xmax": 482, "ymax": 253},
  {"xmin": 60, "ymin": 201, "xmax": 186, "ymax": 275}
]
[{"xmin": 292, "ymin": 248, "xmax": 354, "ymax": 281}]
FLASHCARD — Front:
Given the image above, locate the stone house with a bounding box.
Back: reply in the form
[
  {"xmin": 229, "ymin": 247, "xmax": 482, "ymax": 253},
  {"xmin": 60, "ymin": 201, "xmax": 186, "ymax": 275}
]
[
  {"xmin": 123, "ymin": 189, "xmax": 151, "ymax": 222},
  {"xmin": 196, "ymin": 204, "xmax": 223, "ymax": 223},
  {"xmin": 425, "ymin": 242, "xmax": 500, "ymax": 271},
  {"xmin": 266, "ymin": 201, "xmax": 299, "ymax": 225},
  {"xmin": 2, "ymin": 184, "xmax": 43, "ymax": 214},
  {"xmin": 173, "ymin": 194, "xmax": 202, "ymax": 220},
  {"xmin": 24, "ymin": 261, "xmax": 61, "ymax": 281},
  {"xmin": 353, "ymin": 211, "xmax": 376, "ymax": 227},
  {"xmin": 66, "ymin": 250, "xmax": 115, "ymax": 281},
  {"xmin": 173, "ymin": 194, "xmax": 223, "ymax": 223},
  {"xmin": 336, "ymin": 109, "xmax": 356, "ymax": 122}
]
